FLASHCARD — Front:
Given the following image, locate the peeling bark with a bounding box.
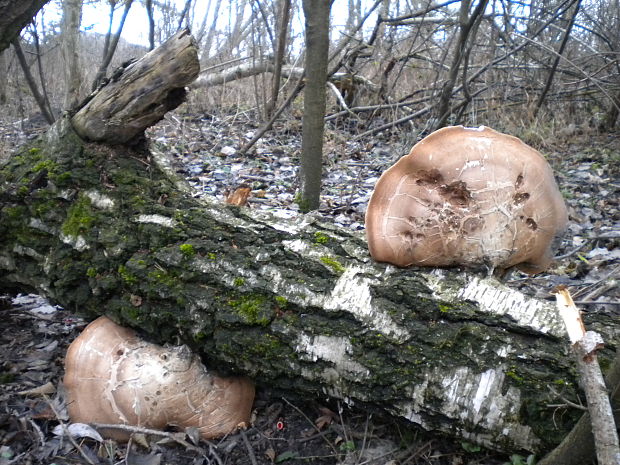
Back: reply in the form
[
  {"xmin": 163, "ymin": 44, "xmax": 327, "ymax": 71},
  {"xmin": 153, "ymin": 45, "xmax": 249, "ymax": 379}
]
[{"xmin": 0, "ymin": 30, "xmax": 617, "ymax": 456}]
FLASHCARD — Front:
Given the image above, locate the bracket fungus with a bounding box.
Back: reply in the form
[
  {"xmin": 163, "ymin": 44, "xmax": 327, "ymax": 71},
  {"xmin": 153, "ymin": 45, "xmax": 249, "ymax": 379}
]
[
  {"xmin": 365, "ymin": 126, "xmax": 568, "ymax": 273},
  {"xmin": 64, "ymin": 317, "xmax": 254, "ymax": 440}
]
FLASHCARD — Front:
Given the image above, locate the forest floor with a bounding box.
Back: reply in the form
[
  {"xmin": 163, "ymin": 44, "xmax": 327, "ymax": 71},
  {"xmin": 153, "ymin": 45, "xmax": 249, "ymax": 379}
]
[{"xmin": 0, "ymin": 110, "xmax": 619, "ymax": 465}]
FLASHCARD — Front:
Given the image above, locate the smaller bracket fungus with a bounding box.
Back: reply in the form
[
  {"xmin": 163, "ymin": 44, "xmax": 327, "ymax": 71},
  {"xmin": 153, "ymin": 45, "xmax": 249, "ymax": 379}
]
[
  {"xmin": 64, "ymin": 317, "xmax": 254, "ymax": 440},
  {"xmin": 365, "ymin": 126, "xmax": 568, "ymax": 273}
]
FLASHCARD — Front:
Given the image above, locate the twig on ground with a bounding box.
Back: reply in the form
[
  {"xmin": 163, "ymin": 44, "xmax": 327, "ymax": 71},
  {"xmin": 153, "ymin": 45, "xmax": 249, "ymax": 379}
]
[
  {"xmin": 547, "ymin": 385, "xmax": 588, "ymax": 411},
  {"xmin": 43, "ymin": 395, "xmax": 97, "ymax": 465},
  {"xmin": 91, "ymin": 423, "xmax": 206, "ymax": 454},
  {"xmin": 282, "ymin": 397, "xmax": 340, "ymax": 457},
  {"xmin": 240, "ymin": 429, "xmax": 258, "ymax": 465}
]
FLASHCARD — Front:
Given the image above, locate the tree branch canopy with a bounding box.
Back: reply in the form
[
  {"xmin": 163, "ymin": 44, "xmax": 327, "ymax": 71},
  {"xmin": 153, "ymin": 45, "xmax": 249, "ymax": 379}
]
[{"xmin": 0, "ymin": 29, "xmax": 616, "ymax": 456}]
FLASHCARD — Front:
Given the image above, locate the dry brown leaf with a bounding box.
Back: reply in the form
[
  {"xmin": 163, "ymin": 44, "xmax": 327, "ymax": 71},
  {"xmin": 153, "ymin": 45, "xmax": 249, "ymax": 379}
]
[
  {"xmin": 225, "ymin": 186, "xmax": 251, "ymax": 206},
  {"xmin": 265, "ymin": 447, "xmax": 276, "ymax": 462},
  {"xmin": 315, "ymin": 406, "xmax": 337, "ymax": 430}
]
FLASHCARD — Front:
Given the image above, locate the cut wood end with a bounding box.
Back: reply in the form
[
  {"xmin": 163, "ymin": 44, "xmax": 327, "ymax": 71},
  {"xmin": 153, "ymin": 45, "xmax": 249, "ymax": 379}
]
[{"xmin": 553, "ymin": 286, "xmax": 586, "ymax": 344}]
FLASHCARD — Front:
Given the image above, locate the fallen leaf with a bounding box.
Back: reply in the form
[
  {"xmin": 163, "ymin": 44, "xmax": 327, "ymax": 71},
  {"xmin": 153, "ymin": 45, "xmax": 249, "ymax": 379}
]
[
  {"xmin": 315, "ymin": 406, "xmax": 337, "ymax": 430},
  {"xmin": 225, "ymin": 186, "xmax": 252, "ymax": 206},
  {"xmin": 53, "ymin": 423, "xmax": 104, "ymax": 442},
  {"xmin": 275, "ymin": 451, "xmax": 299, "ymax": 463},
  {"xmin": 265, "ymin": 448, "xmax": 276, "ymax": 462}
]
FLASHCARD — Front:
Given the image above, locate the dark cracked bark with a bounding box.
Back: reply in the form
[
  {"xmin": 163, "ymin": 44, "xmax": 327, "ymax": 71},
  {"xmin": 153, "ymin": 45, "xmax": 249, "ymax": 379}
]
[
  {"xmin": 0, "ymin": 0, "xmax": 50, "ymax": 53},
  {"xmin": 0, "ymin": 29, "xmax": 617, "ymax": 456}
]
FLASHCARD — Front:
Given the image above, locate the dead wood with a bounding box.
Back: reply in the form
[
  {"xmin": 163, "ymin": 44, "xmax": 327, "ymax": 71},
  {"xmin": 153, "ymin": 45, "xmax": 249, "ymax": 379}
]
[{"xmin": 71, "ymin": 29, "xmax": 199, "ymax": 145}]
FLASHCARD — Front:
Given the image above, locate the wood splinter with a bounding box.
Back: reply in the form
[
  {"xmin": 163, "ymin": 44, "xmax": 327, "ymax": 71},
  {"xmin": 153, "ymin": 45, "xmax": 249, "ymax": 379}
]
[{"xmin": 552, "ymin": 286, "xmax": 620, "ymax": 465}]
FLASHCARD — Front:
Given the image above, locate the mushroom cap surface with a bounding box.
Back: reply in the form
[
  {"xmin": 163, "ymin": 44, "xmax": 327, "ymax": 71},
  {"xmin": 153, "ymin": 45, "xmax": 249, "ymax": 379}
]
[
  {"xmin": 64, "ymin": 316, "xmax": 255, "ymax": 440},
  {"xmin": 365, "ymin": 126, "xmax": 568, "ymax": 273}
]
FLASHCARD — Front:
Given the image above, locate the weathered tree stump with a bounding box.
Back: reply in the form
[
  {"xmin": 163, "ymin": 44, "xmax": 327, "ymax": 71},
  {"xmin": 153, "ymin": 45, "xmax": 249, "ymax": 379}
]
[
  {"xmin": 0, "ymin": 30, "xmax": 616, "ymax": 455},
  {"xmin": 71, "ymin": 29, "xmax": 199, "ymax": 144}
]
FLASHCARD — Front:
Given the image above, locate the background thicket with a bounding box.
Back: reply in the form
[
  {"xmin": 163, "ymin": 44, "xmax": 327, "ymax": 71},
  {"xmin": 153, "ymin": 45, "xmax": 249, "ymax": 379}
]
[{"xmin": 1, "ymin": 0, "xmax": 619, "ymax": 144}]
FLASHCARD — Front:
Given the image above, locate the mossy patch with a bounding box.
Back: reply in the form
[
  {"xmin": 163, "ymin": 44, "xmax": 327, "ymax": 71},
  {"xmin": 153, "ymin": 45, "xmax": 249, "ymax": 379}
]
[
  {"xmin": 505, "ymin": 369, "xmax": 525, "ymax": 384},
  {"xmin": 179, "ymin": 243, "xmax": 196, "ymax": 257},
  {"xmin": 320, "ymin": 255, "xmax": 345, "ymax": 274},
  {"xmin": 314, "ymin": 231, "xmax": 329, "ymax": 244},
  {"xmin": 62, "ymin": 195, "xmax": 97, "ymax": 237},
  {"xmin": 33, "ymin": 159, "xmax": 58, "ymax": 173},
  {"xmin": 247, "ymin": 333, "xmax": 289, "ymax": 360},
  {"xmin": 0, "ymin": 372, "xmax": 15, "ymax": 384},
  {"xmin": 118, "ymin": 264, "xmax": 138, "ymax": 285},
  {"xmin": 294, "ymin": 192, "xmax": 311, "ymax": 212},
  {"xmin": 228, "ymin": 293, "xmax": 273, "ymax": 326}
]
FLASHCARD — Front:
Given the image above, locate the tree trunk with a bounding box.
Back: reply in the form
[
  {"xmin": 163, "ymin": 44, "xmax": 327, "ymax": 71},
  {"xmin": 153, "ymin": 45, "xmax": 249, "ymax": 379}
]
[
  {"xmin": 61, "ymin": 0, "xmax": 83, "ymax": 110},
  {"xmin": 145, "ymin": 0, "xmax": 155, "ymax": 51},
  {"xmin": 0, "ymin": 29, "xmax": 616, "ymax": 457},
  {"xmin": 533, "ymin": 0, "xmax": 581, "ymax": 117},
  {"xmin": 12, "ymin": 38, "xmax": 55, "ymax": 124},
  {"xmin": 0, "ymin": 0, "xmax": 50, "ymax": 53},
  {"xmin": 91, "ymin": 0, "xmax": 134, "ymax": 91},
  {"xmin": 299, "ymin": 0, "xmax": 332, "ymax": 212},
  {"xmin": 0, "ymin": 50, "xmax": 6, "ymax": 104},
  {"xmin": 265, "ymin": 0, "xmax": 291, "ymax": 118},
  {"xmin": 433, "ymin": 0, "xmax": 488, "ymax": 130}
]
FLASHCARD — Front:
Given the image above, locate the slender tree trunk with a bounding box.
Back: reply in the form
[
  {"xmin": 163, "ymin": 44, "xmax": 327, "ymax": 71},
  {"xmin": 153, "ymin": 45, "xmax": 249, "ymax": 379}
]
[
  {"xmin": 145, "ymin": 0, "xmax": 155, "ymax": 51},
  {"xmin": 199, "ymin": 0, "xmax": 222, "ymax": 60},
  {"xmin": 177, "ymin": 0, "xmax": 192, "ymax": 31},
  {"xmin": 0, "ymin": 50, "xmax": 6, "ymax": 104},
  {"xmin": 193, "ymin": 0, "xmax": 212, "ymax": 44},
  {"xmin": 92, "ymin": 0, "xmax": 134, "ymax": 91},
  {"xmin": 266, "ymin": 0, "xmax": 291, "ymax": 118},
  {"xmin": 533, "ymin": 0, "xmax": 581, "ymax": 117},
  {"xmin": 299, "ymin": 0, "xmax": 332, "ymax": 212},
  {"xmin": 11, "ymin": 38, "xmax": 54, "ymax": 124},
  {"xmin": 601, "ymin": 90, "xmax": 620, "ymax": 130},
  {"xmin": 252, "ymin": 0, "xmax": 275, "ymax": 49},
  {"xmin": 433, "ymin": 0, "xmax": 488, "ymax": 129},
  {"xmin": 30, "ymin": 22, "xmax": 55, "ymax": 119},
  {"xmin": 61, "ymin": 0, "xmax": 83, "ymax": 110}
]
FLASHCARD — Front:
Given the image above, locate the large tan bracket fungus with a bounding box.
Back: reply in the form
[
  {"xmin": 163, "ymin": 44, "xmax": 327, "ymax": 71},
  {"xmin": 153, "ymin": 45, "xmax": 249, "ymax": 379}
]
[
  {"xmin": 365, "ymin": 126, "xmax": 568, "ymax": 273},
  {"xmin": 64, "ymin": 317, "xmax": 254, "ymax": 440}
]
